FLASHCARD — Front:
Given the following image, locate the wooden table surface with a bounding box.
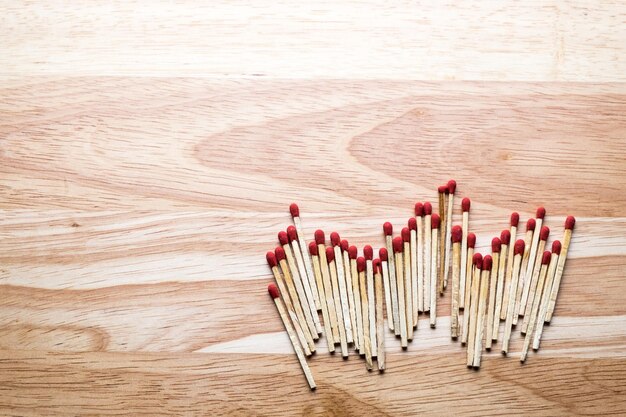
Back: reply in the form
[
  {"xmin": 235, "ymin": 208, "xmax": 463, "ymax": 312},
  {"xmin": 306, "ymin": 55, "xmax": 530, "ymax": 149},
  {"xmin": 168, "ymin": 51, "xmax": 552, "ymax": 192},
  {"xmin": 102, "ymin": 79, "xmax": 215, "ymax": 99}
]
[{"xmin": 2, "ymin": 2, "xmax": 626, "ymax": 416}]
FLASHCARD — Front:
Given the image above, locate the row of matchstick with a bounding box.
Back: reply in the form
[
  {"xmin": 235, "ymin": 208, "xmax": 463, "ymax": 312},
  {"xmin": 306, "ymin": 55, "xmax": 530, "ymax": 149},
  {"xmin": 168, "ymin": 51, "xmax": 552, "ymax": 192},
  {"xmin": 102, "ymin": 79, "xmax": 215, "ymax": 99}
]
[{"xmin": 266, "ymin": 181, "xmax": 575, "ymax": 389}]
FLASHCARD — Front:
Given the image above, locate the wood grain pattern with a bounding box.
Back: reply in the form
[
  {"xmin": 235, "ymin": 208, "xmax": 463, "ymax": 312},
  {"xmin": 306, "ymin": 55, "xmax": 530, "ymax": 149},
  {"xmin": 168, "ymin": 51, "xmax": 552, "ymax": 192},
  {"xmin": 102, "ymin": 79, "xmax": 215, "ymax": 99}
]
[{"xmin": 2, "ymin": 1, "xmax": 626, "ymax": 415}]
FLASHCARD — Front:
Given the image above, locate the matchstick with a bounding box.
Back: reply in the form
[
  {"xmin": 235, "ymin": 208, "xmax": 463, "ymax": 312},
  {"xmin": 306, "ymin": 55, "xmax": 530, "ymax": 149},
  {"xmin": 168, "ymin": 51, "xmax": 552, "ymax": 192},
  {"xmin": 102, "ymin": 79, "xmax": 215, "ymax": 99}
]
[
  {"xmin": 374, "ymin": 259, "xmax": 385, "ymax": 371},
  {"xmin": 383, "ymin": 222, "xmax": 400, "ymax": 334},
  {"xmin": 358, "ymin": 256, "xmax": 373, "ymax": 370},
  {"xmin": 521, "ymin": 226, "xmax": 550, "ymax": 334},
  {"xmin": 500, "ymin": 212, "xmax": 519, "ymax": 320},
  {"xmin": 451, "ymin": 225, "xmax": 462, "ymax": 339},
  {"xmin": 474, "ymin": 255, "xmax": 492, "ymax": 368},
  {"xmin": 423, "ymin": 202, "xmax": 433, "ymax": 312},
  {"xmin": 502, "ymin": 239, "xmax": 525, "ymax": 354},
  {"xmin": 430, "ymin": 213, "xmax": 440, "ymax": 328},
  {"xmin": 307, "ymin": 243, "xmax": 333, "ymax": 352},
  {"xmin": 315, "ymin": 230, "xmax": 340, "ymax": 342},
  {"xmin": 514, "ymin": 218, "xmax": 536, "ymax": 324},
  {"xmin": 520, "ymin": 251, "xmax": 551, "ymax": 362},
  {"xmin": 533, "ymin": 241, "xmax": 561, "ymax": 350},
  {"xmin": 341, "ymin": 239, "xmax": 358, "ymax": 349},
  {"xmin": 459, "ymin": 198, "xmax": 471, "ymax": 309},
  {"xmin": 415, "ymin": 202, "xmax": 425, "ymax": 313},
  {"xmin": 519, "ymin": 207, "xmax": 546, "ymax": 318},
  {"xmin": 379, "ymin": 247, "xmax": 393, "ymax": 335},
  {"xmin": 326, "ymin": 246, "xmax": 349, "ymax": 357},
  {"xmin": 402, "ymin": 227, "xmax": 414, "ymax": 339},
  {"xmin": 444, "ymin": 179, "xmax": 456, "ymax": 291},
  {"xmin": 466, "ymin": 253, "xmax": 483, "ymax": 366},
  {"xmin": 493, "ymin": 230, "xmax": 510, "ymax": 340},
  {"xmin": 349, "ymin": 245, "xmax": 363, "ymax": 353},
  {"xmin": 437, "ymin": 185, "xmax": 447, "ymax": 295},
  {"xmin": 393, "ymin": 236, "xmax": 408, "ymax": 348},
  {"xmin": 331, "ymin": 232, "xmax": 353, "ymax": 344},
  {"xmin": 368, "ymin": 255, "xmax": 378, "ymax": 358},
  {"xmin": 409, "ymin": 217, "xmax": 419, "ymax": 328},
  {"xmin": 267, "ymin": 251, "xmax": 313, "ymax": 355},
  {"xmin": 461, "ymin": 233, "xmax": 476, "ymax": 345},
  {"xmin": 546, "ymin": 216, "xmax": 576, "ymax": 322},
  {"xmin": 268, "ymin": 283, "xmax": 316, "ymax": 390},
  {"xmin": 485, "ymin": 238, "xmax": 501, "ymax": 350},
  {"xmin": 290, "ymin": 203, "xmax": 320, "ymax": 309}
]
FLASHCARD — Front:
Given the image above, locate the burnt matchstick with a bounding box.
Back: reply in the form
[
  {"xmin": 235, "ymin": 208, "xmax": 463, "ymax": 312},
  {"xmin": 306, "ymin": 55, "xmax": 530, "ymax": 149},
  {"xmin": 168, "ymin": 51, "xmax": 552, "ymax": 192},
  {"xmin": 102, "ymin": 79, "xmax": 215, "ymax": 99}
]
[
  {"xmin": 331, "ymin": 232, "xmax": 353, "ymax": 345},
  {"xmin": 514, "ymin": 218, "xmax": 536, "ymax": 324},
  {"xmin": 461, "ymin": 233, "xmax": 477, "ymax": 345},
  {"xmin": 450, "ymin": 225, "xmax": 463, "ymax": 339},
  {"xmin": 459, "ymin": 197, "xmax": 471, "ymax": 309},
  {"xmin": 268, "ymin": 283, "xmax": 316, "ymax": 390},
  {"xmin": 289, "ymin": 203, "xmax": 320, "ymax": 309},
  {"xmin": 485, "ymin": 238, "xmax": 501, "ymax": 349},
  {"xmin": 521, "ymin": 225, "xmax": 550, "ymax": 334},
  {"xmin": 402, "ymin": 227, "xmax": 414, "ymax": 339},
  {"xmin": 383, "ymin": 222, "xmax": 400, "ymax": 334},
  {"xmin": 374, "ymin": 259, "xmax": 386, "ymax": 371},
  {"xmin": 307, "ymin": 242, "xmax": 334, "ymax": 352},
  {"xmin": 315, "ymin": 230, "xmax": 340, "ymax": 343},
  {"xmin": 500, "ymin": 213, "xmax": 519, "ymax": 320},
  {"xmin": 379, "ymin": 247, "xmax": 393, "ymax": 334},
  {"xmin": 326, "ymin": 246, "xmax": 349, "ymax": 357},
  {"xmin": 502, "ymin": 239, "xmax": 525, "ymax": 354},
  {"xmin": 267, "ymin": 251, "xmax": 313, "ymax": 355},
  {"xmin": 437, "ymin": 185, "xmax": 448, "ymax": 295},
  {"xmin": 466, "ymin": 253, "xmax": 483, "ymax": 365},
  {"xmin": 415, "ymin": 202, "xmax": 425, "ymax": 313},
  {"xmin": 349, "ymin": 245, "xmax": 363, "ymax": 353},
  {"xmin": 473, "ymin": 255, "xmax": 492, "ymax": 368},
  {"xmin": 423, "ymin": 202, "xmax": 433, "ymax": 312},
  {"xmin": 364, "ymin": 245, "xmax": 377, "ymax": 358},
  {"xmin": 533, "ymin": 241, "xmax": 561, "ymax": 350},
  {"xmin": 444, "ymin": 180, "xmax": 457, "ymax": 291},
  {"xmin": 520, "ymin": 251, "xmax": 551, "ymax": 362},
  {"xmin": 341, "ymin": 239, "xmax": 358, "ymax": 351},
  {"xmin": 358, "ymin": 256, "xmax": 373, "ymax": 370},
  {"xmin": 393, "ymin": 236, "xmax": 408, "ymax": 348},
  {"xmin": 546, "ymin": 216, "xmax": 576, "ymax": 322},
  {"xmin": 408, "ymin": 217, "xmax": 419, "ymax": 328},
  {"xmin": 492, "ymin": 230, "xmax": 510, "ymax": 343},
  {"xmin": 519, "ymin": 207, "xmax": 546, "ymax": 317},
  {"xmin": 430, "ymin": 213, "xmax": 441, "ymax": 328}
]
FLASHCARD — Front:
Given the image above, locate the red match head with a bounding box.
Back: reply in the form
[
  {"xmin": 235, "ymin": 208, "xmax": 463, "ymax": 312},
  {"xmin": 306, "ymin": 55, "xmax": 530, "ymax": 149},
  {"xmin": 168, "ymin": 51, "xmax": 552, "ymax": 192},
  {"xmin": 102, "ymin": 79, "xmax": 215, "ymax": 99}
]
[
  {"xmin": 266, "ymin": 251, "xmax": 277, "ymax": 268},
  {"xmin": 340, "ymin": 239, "xmax": 349, "ymax": 252},
  {"xmin": 275, "ymin": 246, "xmax": 286, "ymax": 261},
  {"xmin": 424, "ymin": 202, "xmax": 432, "ymax": 215},
  {"xmin": 268, "ymin": 283, "xmax": 280, "ymax": 299},
  {"xmin": 287, "ymin": 225, "xmax": 298, "ymax": 242},
  {"xmin": 552, "ymin": 240, "xmax": 562, "ymax": 255},
  {"xmin": 491, "ymin": 237, "xmax": 501, "ymax": 253},
  {"xmin": 415, "ymin": 202, "xmax": 424, "ymax": 217},
  {"xmin": 326, "ymin": 246, "xmax": 335, "ymax": 262},
  {"xmin": 451, "ymin": 225, "xmax": 462, "ymax": 243},
  {"xmin": 401, "ymin": 227, "xmax": 410, "ymax": 243},
  {"xmin": 431, "ymin": 213, "xmax": 440, "ymax": 229},
  {"xmin": 314, "ymin": 229, "xmax": 325, "ymax": 245},
  {"xmin": 500, "ymin": 230, "xmax": 511, "ymax": 246},
  {"xmin": 462, "ymin": 197, "xmax": 471, "ymax": 212},
  {"xmin": 438, "ymin": 185, "xmax": 448, "ymax": 194},
  {"xmin": 373, "ymin": 258, "xmax": 381, "ymax": 274},
  {"xmin": 278, "ymin": 231, "xmax": 289, "ymax": 245},
  {"xmin": 349, "ymin": 245, "xmax": 358, "ymax": 259},
  {"xmin": 308, "ymin": 241, "xmax": 318, "ymax": 256},
  {"xmin": 483, "ymin": 255, "xmax": 493, "ymax": 271},
  {"xmin": 392, "ymin": 236, "xmax": 403, "ymax": 253},
  {"xmin": 541, "ymin": 250, "xmax": 551, "ymax": 265},
  {"xmin": 514, "ymin": 239, "xmax": 525, "ymax": 256},
  {"xmin": 540, "ymin": 226, "xmax": 550, "ymax": 241},
  {"xmin": 379, "ymin": 247, "xmax": 388, "ymax": 262},
  {"xmin": 408, "ymin": 217, "xmax": 417, "ymax": 231},
  {"xmin": 536, "ymin": 207, "xmax": 546, "ymax": 219},
  {"xmin": 526, "ymin": 218, "xmax": 536, "ymax": 232},
  {"xmin": 473, "ymin": 253, "xmax": 483, "ymax": 269},
  {"xmin": 447, "ymin": 179, "xmax": 457, "ymax": 194},
  {"xmin": 565, "ymin": 215, "xmax": 576, "ymax": 230},
  {"xmin": 383, "ymin": 222, "xmax": 393, "ymax": 236},
  {"xmin": 510, "ymin": 212, "xmax": 520, "ymax": 227},
  {"xmin": 468, "ymin": 233, "xmax": 476, "ymax": 249},
  {"xmin": 289, "ymin": 203, "xmax": 299, "ymax": 218},
  {"xmin": 330, "ymin": 232, "xmax": 340, "ymax": 247},
  {"xmin": 357, "ymin": 257, "xmax": 365, "ymax": 272},
  {"xmin": 364, "ymin": 245, "xmax": 373, "ymax": 260}
]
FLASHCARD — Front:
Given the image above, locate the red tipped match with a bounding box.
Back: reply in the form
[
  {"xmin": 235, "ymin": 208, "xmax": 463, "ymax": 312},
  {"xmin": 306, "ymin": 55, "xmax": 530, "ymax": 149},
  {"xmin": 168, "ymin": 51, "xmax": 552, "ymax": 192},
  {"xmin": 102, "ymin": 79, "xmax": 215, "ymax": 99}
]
[
  {"xmin": 392, "ymin": 236, "xmax": 403, "ymax": 253},
  {"xmin": 314, "ymin": 229, "xmax": 325, "ymax": 245},
  {"xmin": 424, "ymin": 202, "xmax": 432, "ymax": 215},
  {"xmin": 451, "ymin": 225, "xmax": 462, "ymax": 243},
  {"xmin": 383, "ymin": 222, "xmax": 393, "ymax": 236},
  {"xmin": 415, "ymin": 202, "xmax": 424, "ymax": 216},
  {"xmin": 540, "ymin": 226, "xmax": 550, "ymax": 241},
  {"xmin": 326, "ymin": 246, "xmax": 335, "ymax": 262},
  {"xmin": 408, "ymin": 217, "xmax": 417, "ymax": 231},
  {"xmin": 514, "ymin": 239, "xmax": 525, "ymax": 256},
  {"xmin": 565, "ymin": 215, "xmax": 576, "ymax": 230},
  {"xmin": 401, "ymin": 227, "xmax": 410, "ymax": 243},
  {"xmin": 275, "ymin": 246, "xmax": 286, "ymax": 261},
  {"xmin": 526, "ymin": 218, "xmax": 536, "ymax": 232},
  {"xmin": 289, "ymin": 203, "xmax": 299, "ymax": 218},
  {"xmin": 500, "ymin": 230, "xmax": 511, "ymax": 245},
  {"xmin": 541, "ymin": 251, "xmax": 551, "ymax": 265},
  {"xmin": 447, "ymin": 179, "xmax": 457, "ymax": 194},
  {"xmin": 349, "ymin": 245, "xmax": 358, "ymax": 259},
  {"xmin": 266, "ymin": 251, "xmax": 277, "ymax": 268},
  {"xmin": 309, "ymin": 241, "xmax": 318, "ymax": 256},
  {"xmin": 510, "ymin": 212, "xmax": 520, "ymax": 227},
  {"xmin": 268, "ymin": 283, "xmax": 280, "ymax": 299},
  {"xmin": 340, "ymin": 239, "xmax": 349, "ymax": 252},
  {"xmin": 278, "ymin": 231, "xmax": 289, "ymax": 245},
  {"xmin": 473, "ymin": 253, "xmax": 483, "ymax": 269},
  {"xmin": 491, "ymin": 237, "xmax": 501, "ymax": 253},
  {"xmin": 462, "ymin": 197, "xmax": 471, "ymax": 212},
  {"xmin": 287, "ymin": 225, "xmax": 298, "ymax": 242},
  {"xmin": 483, "ymin": 255, "xmax": 493, "ymax": 271},
  {"xmin": 431, "ymin": 213, "xmax": 440, "ymax": 229},
  {"xmin": 468, "ymin": 233, "xmax": 476, "ymax": 249},
  {"xmin": 330, "ymin": 232, "xmax": 340, "ymax": 247},
  {"xmin": 373, "ymin": 258, "xmax": 381, "ymax": 274},
  {"xmin": 552, "ymin": 240, "xmax": 562, "ymax": 255},
  {"xmin": 536, "ymin": 207, "xmax": 546, "ymax": 219},
  {"xmin": 357, "ymin": 257, "xmax": 365, "ymax": 272},
  {"xmin": 379, "ymin": 247, "xmax": 388, "ymax": 262},
  {"xmin": 438, "ymin": 185, "xmax": 448, "ymax": 194},
  {"xmin": 364, "ymin": 245, "xmax": 373, "ymax": 260}
]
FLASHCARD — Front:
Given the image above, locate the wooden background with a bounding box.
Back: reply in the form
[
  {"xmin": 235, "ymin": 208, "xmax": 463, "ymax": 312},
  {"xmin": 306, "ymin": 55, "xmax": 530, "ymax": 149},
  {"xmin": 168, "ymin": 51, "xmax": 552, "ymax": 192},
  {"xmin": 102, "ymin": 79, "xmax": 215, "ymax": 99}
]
[{"xmin": 1, "ymin": 1, "xmax": 626, "ymax": 415}]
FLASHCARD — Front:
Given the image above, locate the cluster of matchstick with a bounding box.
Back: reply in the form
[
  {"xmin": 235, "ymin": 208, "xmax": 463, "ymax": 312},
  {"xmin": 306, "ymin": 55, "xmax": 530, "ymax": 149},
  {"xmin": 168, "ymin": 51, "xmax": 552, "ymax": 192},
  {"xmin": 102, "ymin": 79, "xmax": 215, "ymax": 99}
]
[{"xmin": 265, "ymin": 180, "xmax": 575, "ymax": 389}]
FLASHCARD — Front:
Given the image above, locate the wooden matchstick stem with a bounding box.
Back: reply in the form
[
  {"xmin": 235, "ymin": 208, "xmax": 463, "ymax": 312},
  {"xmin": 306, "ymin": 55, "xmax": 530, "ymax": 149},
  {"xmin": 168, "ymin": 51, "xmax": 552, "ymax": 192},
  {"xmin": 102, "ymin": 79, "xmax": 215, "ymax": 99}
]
[
  {"xmin": 486, "ymin": 252, "xmax": 499, "ymax": 349},
  {"xmin": 459, "ymin": 212, "xmax": 469, "ymax": 309},
  {"xmin": 521, "ymin": 239, "xmax": 547, "ymax": 333},
  {"xmin": 381, "ymin": 260, "xmax": 393, "ymax": 333},
  {"xmin": 520, "ymin": 218, "xmax": 543, "ymax": 317},
  {"xmin": 546, "ymin": 229, "xmax": 573, "ymax": 322},
  {"xmin": 492, "ymin": 244, "xmax": 508, "ymax": 339},
  {"xmin": 438, "ymin": 192, "xmax": 447, "ymax": 295},
  {"xmin": 500, "ymin": 225, "xmax": 517, "ymax": 320},
  {"xmin": 359, "ymin": 269, "xmax": 373, "ymax": 369},
  {"xmin": 366, "ymin": 259, "xmax": 377, "ymax": 357},
  {"xmin": 466, "ymin": 265, "xmax": 481, "ymax": 366},
  {"xmin": 351, "ymin": 258, "xmax": 363, "ymax": 352},
  {"xmin": 417, "ymin": 216, "xmax": 425, "ymax": 313},
  {"xmin": 278, "ymin": 259, "xmax": 317, "ymax": 351},
  {"xmin": 343, "ymin": 250, "xmax": 358, "ymax": 348},
  {"xmin": 284, "ymin": 244, "xmax": 321, "ymax": 336},
  {"xmin": 533, "ymin": 252, "xmax": 559, "ymax": 350},
  {"xmin": 329, "ymin": 258, "xmax": 349, "ymax": 357},
  {"xmin": 424, "ymin": 214, "xmax": 432, "ymax": 312},
  {"xmin": 291, "ymin": 240, "xmax": 322, "ymax": 333},
  {"xmin": 474, "ymin": 268, "xmax": 490, "ymax": 368},
  {"xmin": 310, "ymin": 255, "xmax": 333, "ymax": 352},
  {"xmin": 461, "ymin": 259, "xmax": 473, "ymax": 345},
  {"xmin": 444, "ymin": 192, "xmax": 454, "ymax": 291},
  {"xmin": 293, "ymin": 216, "xmax": 321, "ymax": 309},
  {"xmin": 395, "ymin": 251, "xmax": 408, "ymax": 348},
  {"xmin": 430, "ymin": 228, "xmax": 439, "ymax": 328},
  {"xmin": 502, "ymin": 253, "xmax": 522, "ymax": 354},
  {"xmin": 451, "ymin": 241, "xmax": 461, "ymax": 338},
  {"xmin": 404, "ymin": 241, "xmax": 414, "ymax": 339},
  {"xmin": 463, "ymin": 245, "xmax": 474, "ymax": 313},
  {"xmin": 375, "ymin": 269, "xmax": 385, "ymax": 371},
  {"xmin": 520, "ymin": 262, "xmax": 549, "ymax": 362},
  {"xmin": 334, "ymin": 246, "xmax": 353, "ymax": 344},
  {"xmin": 514, "ymin": 229, "xmax": 534, "ymax": 324},
  {"xmin": 410, "ymin": 229, "xmax": 418, "ymax": 327},
  {"xmin": 318, "ymin": 243, "xmax": 340, "ymax": 341},
  {"xmin": 386, "ymin": 235, "xmax": 401, "ymax": 334}
]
